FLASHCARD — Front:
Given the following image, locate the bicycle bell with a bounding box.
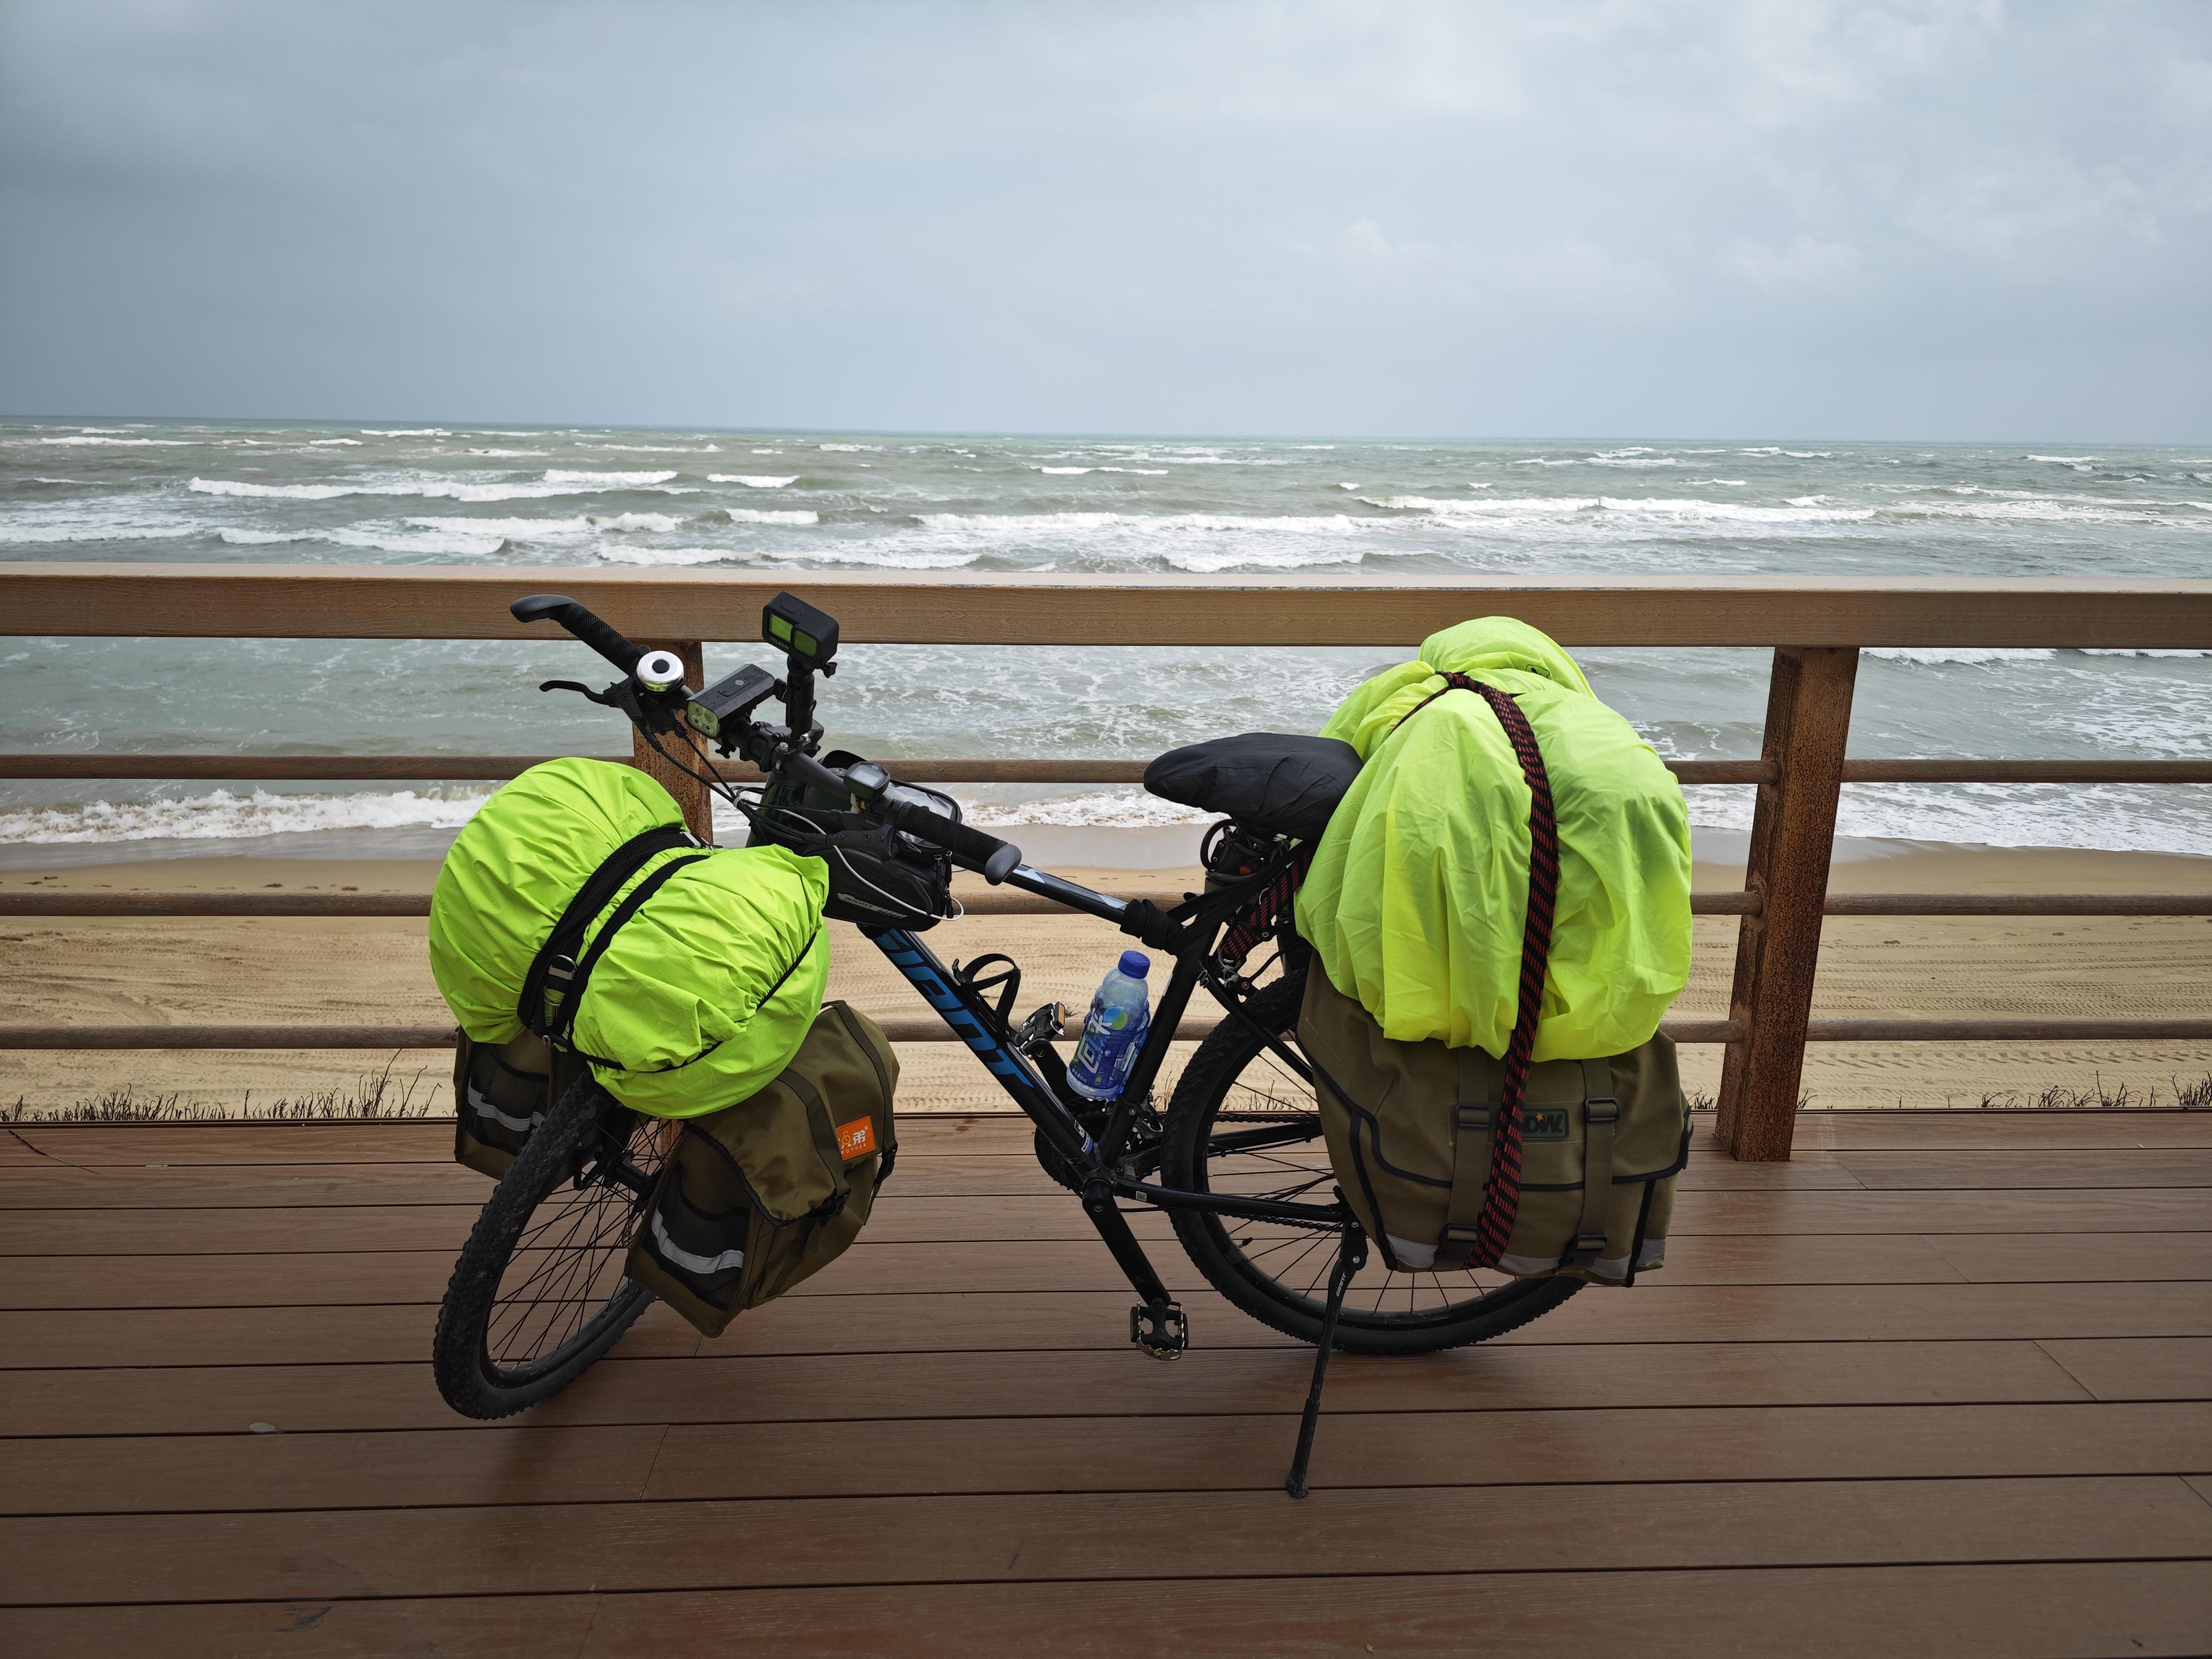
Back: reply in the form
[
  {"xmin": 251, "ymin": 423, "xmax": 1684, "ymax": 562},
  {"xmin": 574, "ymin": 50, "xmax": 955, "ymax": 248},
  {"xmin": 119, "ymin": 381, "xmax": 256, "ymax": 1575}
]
[{"xmin": 634, "ymin": 649, "xmax": 686, "ymax": 694}]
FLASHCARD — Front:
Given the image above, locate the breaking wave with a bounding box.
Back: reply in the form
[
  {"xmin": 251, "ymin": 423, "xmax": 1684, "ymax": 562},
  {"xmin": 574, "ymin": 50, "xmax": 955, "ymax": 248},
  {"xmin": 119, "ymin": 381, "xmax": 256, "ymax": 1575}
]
[{"xmin": 0, "ymin": 787, "xmax": 494, "ymax": 844}]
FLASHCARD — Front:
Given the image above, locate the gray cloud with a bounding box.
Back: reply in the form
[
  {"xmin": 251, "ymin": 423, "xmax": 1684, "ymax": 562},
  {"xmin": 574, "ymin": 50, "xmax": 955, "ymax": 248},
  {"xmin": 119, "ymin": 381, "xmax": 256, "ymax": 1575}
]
[{"xmin": 2, "ymin": 0, "xmax": 2206, "ymax": 438}]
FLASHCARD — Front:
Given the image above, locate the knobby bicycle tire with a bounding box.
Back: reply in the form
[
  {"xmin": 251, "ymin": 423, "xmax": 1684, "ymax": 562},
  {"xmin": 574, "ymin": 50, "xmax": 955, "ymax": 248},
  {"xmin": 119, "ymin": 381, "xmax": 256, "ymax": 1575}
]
[
  {"xmin": 432, "ymin": 1073, "xmax": 663, "ymax": 1419},
  {"xmin": 1162, "ymin": 972, "xmax": 1580, "ymax": 1356}
]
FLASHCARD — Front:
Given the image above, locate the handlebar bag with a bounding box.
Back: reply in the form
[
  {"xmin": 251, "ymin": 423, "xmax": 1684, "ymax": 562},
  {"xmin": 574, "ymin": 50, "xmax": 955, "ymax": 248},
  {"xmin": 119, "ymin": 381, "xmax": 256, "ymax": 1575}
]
[
  {"xmin": 1301, "ymin": 967, "xmax": 1691, "ymax": 1283},
  {"xmin": 429, "ymin": 758, "xmax": 832, "ymax": 1122},
  {"xmin": 750, "ymin": 751, "xmax": 954, "ymax": 930},
  {"xmin": 625, "ymin": 1000, "xmax": 899, "ymax": 1336}
]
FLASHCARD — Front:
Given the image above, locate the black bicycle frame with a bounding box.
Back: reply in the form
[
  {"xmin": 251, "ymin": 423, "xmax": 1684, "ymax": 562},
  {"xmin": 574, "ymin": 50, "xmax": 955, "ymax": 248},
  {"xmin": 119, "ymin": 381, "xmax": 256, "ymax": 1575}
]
[{"xmin": 861, "ymin": 855, "xmax": 1343, "ymax": 1310}]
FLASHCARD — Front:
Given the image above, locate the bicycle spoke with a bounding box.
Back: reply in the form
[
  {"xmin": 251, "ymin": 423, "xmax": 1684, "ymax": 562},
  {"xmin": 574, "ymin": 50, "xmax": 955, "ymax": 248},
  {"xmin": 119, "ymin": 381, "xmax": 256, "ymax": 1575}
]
[
  {"xmin": 482, "ymin": 1113, "xmax": 663, "ymax": 1377},
  {"xmin": 1175, "ymin": 975, "xmax": 1558, "ymax": 1336}
]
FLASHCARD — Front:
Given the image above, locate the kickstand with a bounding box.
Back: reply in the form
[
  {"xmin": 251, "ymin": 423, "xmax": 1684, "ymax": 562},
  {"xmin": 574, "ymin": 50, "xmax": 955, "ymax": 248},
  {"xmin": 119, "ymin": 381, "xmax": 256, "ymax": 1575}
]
[{"xmin": 1285, "ymin": 1215, "xmax": 1368, "ymax": 1500}]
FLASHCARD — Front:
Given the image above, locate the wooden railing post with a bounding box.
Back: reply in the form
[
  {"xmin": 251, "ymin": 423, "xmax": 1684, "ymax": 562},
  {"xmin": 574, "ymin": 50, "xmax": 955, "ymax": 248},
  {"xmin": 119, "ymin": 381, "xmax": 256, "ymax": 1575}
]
[
  {"xmin": 1715, "ymin": 646, "xmax": 1859, "ymax": 1161},
  {"xmin": 628, "ymin": 639, "xmax": 716, "ymax": 841}
]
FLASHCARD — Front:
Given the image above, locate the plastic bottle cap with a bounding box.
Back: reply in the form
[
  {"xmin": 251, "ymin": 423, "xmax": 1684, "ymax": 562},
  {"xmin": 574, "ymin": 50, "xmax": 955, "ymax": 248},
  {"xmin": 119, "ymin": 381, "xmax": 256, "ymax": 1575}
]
[{"xmin": 1117, "ymin": 949, "xmax": 1151, "ymax": 979}]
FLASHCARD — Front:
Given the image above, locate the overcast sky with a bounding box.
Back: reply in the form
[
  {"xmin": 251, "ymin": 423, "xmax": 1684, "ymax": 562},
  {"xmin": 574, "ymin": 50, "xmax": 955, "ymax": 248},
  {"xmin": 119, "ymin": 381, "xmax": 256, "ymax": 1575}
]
[{"xmin": 2, "ymin": 1, "xmax": 2206, "ymax": 440}]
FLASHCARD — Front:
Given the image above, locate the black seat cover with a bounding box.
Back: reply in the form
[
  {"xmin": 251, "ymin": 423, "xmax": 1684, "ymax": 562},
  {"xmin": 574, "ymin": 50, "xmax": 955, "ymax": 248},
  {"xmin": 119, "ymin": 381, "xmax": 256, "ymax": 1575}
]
[{"xmin": 1142, "ymin": 732, "xmax": 1364, "ymax": 842}]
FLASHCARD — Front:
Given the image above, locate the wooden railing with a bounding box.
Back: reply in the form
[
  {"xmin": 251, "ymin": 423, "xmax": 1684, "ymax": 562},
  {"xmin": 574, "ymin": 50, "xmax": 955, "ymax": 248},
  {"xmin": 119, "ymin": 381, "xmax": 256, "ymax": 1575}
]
[{"xmin": 5, "ymin": 563, "xmax": 2210, "ymax": 1161}]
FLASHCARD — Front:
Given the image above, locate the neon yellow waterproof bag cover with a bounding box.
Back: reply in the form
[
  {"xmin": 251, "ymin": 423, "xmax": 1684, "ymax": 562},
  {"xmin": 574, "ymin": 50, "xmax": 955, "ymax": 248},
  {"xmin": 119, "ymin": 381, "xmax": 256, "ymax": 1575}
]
[
  {"xmin": 1294, "ymin": 617, "xmax": 1692, "ymax": 1061},
  {"xmin": 429, "ymin": 758, "xmax": 831, "ymax": 1119}
]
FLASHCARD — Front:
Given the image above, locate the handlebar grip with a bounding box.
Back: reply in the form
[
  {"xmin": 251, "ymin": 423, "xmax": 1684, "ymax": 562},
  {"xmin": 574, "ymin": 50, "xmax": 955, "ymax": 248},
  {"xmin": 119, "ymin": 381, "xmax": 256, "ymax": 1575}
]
[
  {"xmin": 881, "ymin": 797, "xmax": 1022, "ymax": 884},
  {"xmin": 511, "ymin": 594, "xmax": 644, "ymax": 674}
]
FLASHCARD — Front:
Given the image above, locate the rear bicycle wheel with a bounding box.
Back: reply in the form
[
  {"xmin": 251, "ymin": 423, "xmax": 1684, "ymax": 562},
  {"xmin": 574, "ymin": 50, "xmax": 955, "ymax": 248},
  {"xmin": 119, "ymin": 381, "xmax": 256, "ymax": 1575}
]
[
  {"xmin": 1162, "ymin": 972, "xmax": 1580, "ymax": 1355},
  {"xmin": 432, "ymin": 1073, "xmax": 669, "ymax": 1418}
]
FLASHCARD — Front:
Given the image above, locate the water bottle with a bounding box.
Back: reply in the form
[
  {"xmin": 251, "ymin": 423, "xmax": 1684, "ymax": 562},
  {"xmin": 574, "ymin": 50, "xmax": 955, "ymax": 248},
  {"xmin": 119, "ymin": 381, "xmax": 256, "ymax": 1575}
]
[{"xmin": 1065, "ymin": 950, "xmax": 1152, "ymax": 1101}]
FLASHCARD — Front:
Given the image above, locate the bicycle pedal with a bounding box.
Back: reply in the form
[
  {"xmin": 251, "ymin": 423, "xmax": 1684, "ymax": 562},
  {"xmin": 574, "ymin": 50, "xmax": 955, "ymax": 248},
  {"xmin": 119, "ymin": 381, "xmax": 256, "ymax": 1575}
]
[{"xmin": 1130, "ymin": 1301, "xmax": 1188, "ymax": 1361}]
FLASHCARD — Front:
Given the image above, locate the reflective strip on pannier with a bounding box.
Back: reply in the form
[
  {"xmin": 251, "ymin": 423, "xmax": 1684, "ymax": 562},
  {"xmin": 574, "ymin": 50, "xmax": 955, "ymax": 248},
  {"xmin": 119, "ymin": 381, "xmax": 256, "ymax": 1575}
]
[{"xmin": 451, "ymin": 1031, "xmax": 585, "ymax": 1179}]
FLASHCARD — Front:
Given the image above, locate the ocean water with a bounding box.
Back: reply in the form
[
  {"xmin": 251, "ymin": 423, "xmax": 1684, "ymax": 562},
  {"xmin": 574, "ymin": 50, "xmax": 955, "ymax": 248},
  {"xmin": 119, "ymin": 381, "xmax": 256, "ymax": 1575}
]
[{"xmin": 3, "ymin": 420, "xmax": 2208, "ymax": 860}]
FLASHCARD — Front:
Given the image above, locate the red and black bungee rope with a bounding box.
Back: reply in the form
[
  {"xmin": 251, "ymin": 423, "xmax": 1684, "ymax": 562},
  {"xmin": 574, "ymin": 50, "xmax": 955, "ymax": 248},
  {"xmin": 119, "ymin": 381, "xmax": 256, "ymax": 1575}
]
[
  {"xmin": 1385, "ymin": 671, "xmax": 1560, "ymax": 1269},
  {"xmin": 1215, "ymin": 842, "xmax": 1316, "ymax": 974}
]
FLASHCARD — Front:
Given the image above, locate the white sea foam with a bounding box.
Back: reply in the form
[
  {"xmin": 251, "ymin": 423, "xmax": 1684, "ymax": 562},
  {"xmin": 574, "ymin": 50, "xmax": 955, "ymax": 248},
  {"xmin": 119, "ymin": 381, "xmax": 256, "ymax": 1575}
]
[
  {"xmin": 589, "ymin": 512, "xmax": 682, "ymax": 533},
  {"xmin": 360, "ymin": 428, "xmax": 450, "ymax": 437},
  {"xmin": 1865, "ymin": 648, "xmax": 2059, "ymax": 664},
  {"xmin": 38, "ymin": 435, "xmax": 196, "ymax": 446},
  {"xmin": 1336, "ymin": 482, "xmax": 1360, "ymax": 489},
  {"xmin": 191, "ymin": 478, "xmax": 362, "ymax": 500},
  {"xmin": 2028, "ymin": 455, "xmax": 2096, "ymax": 468},
  {"xmin": 818, "ymin": 442, "xmax": 882, "ymax": 451},
  {"xmin": 962, "ymin": 789, "xmax": 1211, "ymax": 828},
  {"xmin": 589, "ymin": 443, "xmax": 719, "ymax": 453},
  {"xmin": 0, "ymin": 787, "xmax": 494, "ymax": 845},
  {"xmin": 1682, "ymin": 780, "xmax": 2212, "ymax": 858},
  {"xmin": 218, "ymin": 523, "xmax": 508, "ymax": 557},
  {"xmin": 1366, "ymin": 494, "xmax": 1874, "ymax": 525},
  {"xmin": 1039, "ymin": 466, "xmax": 1094, "ymax": 475},
  {"xmin": 466, "ymin": 448, "xmax": 549, "ymax": 458},
  {"xmin": 593, "ymin": 544, "xmax": 736, "ymax": 567},
  {"xmin": 189, "ymin": 470, "xmax": 688, "ymax": 504},
  {"xmin": 0, "ymin": 505, "xmax": 199, "ymax": 544},
  {"xmin": 708, "ymin": 475, "xmax": 798, "ymax": 487},
  {"xmin": 543, "ymin": 469, "xmax": 677, "ymax": 487},
  {"xmin": 900, "ymin": 510, "xmax": 1385, "ymax": 572},
  {"xmin": 307, "ymin": 439, "xmax": 363, "ymax": 447},
  {"xmin": 406, "ymin": 515, "xmax": 590, "ymax": 541},
  {"xmin": 1097, "ymin": 467, "xmax": 1169, "ymax": 475},
  {"xmin": 773, "ymin": 544, "xmax": 976, "ymax": 569},
  {"xmin": 719, "ymin": 508, "xmax": 819, "ymax": 525}
]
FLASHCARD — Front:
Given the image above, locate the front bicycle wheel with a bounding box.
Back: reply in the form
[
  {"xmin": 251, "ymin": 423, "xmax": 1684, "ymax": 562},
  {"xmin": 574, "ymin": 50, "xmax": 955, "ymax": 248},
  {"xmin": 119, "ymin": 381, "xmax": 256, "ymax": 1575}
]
[
  {"xmin": 432, "ymin": 1073, "xmax": 669, "ymax": 1418},
  {"xmin": 1162, "ymin": 972, "xmax": 1580, "ymax": 1355}
]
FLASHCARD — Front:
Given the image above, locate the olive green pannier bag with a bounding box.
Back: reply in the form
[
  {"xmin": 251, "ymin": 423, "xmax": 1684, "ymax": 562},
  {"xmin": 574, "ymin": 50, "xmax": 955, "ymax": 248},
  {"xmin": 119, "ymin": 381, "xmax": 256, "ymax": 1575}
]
[
  {"xmin": 626, "ymin": 1001, "xmax": 900, "ymax": 1336},
  {"xmin": 451, "ymin": 1031, "xmax": 586, "ymax": 1180},
  {"xmin": 1302, "ymin": 971, "xmax": 1690, "ymax": 1284}
]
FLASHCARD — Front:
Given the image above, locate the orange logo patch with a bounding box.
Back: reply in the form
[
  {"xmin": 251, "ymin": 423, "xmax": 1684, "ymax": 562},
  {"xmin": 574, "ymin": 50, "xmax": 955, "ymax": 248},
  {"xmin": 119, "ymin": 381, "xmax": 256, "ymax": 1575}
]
[{"xmin": 835, "ymin": 1116, "xmax": 876, "ymax": 1162}]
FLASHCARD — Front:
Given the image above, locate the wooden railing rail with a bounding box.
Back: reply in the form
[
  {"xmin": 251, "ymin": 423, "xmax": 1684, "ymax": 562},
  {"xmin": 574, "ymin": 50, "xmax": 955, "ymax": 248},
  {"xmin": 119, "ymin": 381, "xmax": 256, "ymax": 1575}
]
[
  {"xmin": 11, "ymin": 1015, "xmax": 2212, "ymax": 1053},
  {"xmin": 9, "ymin": 891, "xmax": 2211, "ymax": 920},
  {"xmin": 7, "ymin": 565, "xmax": 2210, "ymax": 1159},
  {"xmin": 9, "ymin": 564, "xmax": 2212, "ymax": 646},
  {"xmin": 10, "ymin": 754, "xmax": 2212, "ymax": 786}
]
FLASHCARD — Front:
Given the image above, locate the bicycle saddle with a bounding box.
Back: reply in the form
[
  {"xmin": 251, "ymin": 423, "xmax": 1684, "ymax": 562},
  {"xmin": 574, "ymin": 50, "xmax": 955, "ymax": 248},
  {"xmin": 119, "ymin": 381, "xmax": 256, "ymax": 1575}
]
[{"xmin": 1142, "ymin": 732, "xmax": 1363, "ymax": 842}]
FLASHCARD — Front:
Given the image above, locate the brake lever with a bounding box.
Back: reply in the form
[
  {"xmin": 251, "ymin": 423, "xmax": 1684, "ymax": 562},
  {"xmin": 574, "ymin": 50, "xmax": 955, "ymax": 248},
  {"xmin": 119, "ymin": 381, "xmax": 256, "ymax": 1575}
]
[
  {"xmin": 539, "ymin": 678, "xmax": 622, "ymax": 707},
  {"xmin": 539, "ymin": 677, "xmax": 684, "ymax": 739}
]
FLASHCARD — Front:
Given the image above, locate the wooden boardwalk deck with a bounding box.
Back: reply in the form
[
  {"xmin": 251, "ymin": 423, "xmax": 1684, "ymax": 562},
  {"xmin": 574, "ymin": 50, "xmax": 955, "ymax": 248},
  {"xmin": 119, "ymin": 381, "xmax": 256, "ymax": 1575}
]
[{"xmin": 0, "ymin": 1110, "xmax": 2206, "ymax": 1656}]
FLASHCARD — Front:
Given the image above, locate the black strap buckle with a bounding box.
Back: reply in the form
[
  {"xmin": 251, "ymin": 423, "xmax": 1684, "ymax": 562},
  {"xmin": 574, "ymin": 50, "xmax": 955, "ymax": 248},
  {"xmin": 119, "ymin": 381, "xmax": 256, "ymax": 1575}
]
[
  {"xmin": 1586, "ymin": 1095, "xmax": 1621, "ymax": 1126},
  {"xmin": 1435, "ymin": 1222, "xmax": 1483, "ymax": 1266}
]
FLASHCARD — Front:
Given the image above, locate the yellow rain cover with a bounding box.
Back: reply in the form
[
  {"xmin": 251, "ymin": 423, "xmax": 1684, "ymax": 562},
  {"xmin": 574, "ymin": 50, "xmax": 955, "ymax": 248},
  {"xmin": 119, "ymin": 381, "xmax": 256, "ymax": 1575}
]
[
  {"xmin": 1294, "ymin": 617, "xmax": 1691, "ymax": 1061},
  {"xmin": 429, "ymin": 758, "xmax": 831, "ymax": 1118}
]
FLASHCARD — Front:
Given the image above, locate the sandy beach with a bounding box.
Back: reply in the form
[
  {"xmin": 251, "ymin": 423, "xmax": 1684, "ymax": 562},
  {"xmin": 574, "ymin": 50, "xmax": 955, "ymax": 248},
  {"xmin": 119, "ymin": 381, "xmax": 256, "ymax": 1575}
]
[{"xmin": 3, "ymin": 834, "xmax": 2208, "ymax": 1120}]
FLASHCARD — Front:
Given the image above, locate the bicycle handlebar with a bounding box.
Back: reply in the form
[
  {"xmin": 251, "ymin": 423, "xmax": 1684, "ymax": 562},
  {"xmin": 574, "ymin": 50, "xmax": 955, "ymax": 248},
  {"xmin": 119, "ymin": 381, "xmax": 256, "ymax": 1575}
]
[
  {"xmin": 514, "ymin": 592, "xmax": 1021, "ymax": 883},
  {"xmin": 781, "ymin": 750, "xmax": 1021, "ymax": 882},
  {"xmin": 511, "ymin": 594, "xmax": 645, "ymax": 675}
]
